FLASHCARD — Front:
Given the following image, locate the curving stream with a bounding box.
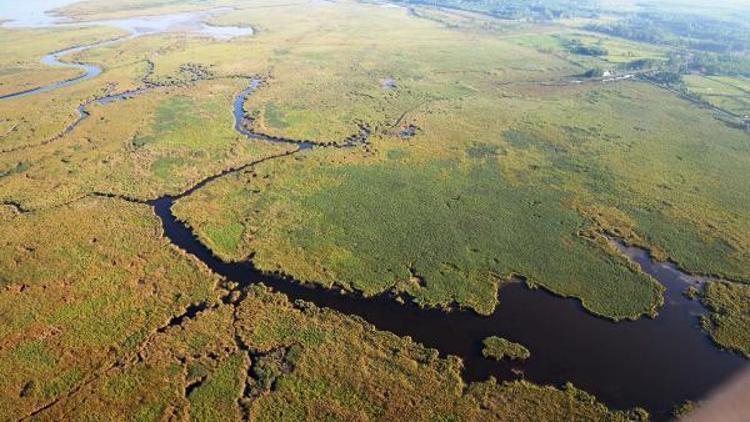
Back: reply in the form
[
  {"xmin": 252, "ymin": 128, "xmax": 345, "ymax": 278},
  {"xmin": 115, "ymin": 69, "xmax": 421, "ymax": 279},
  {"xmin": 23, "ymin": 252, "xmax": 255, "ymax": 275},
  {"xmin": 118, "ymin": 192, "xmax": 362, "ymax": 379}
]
[
  {"xmin": 233, "ymin": 78, "xmax": 371, "ymax": 149},
  {"xmin": 0, "ymin": 8, "xmax": 253, "ymax": 101},
  {"xmin": 233, "ymin": 79, "xmax": 316, "ymax": 150},
  {"xmin": 151, "ymin": 192, "xmax": 746, "ymax": 420},
  {"xmin": 0, "ymin": 41, "xmax": 111, "ymax": 100}
]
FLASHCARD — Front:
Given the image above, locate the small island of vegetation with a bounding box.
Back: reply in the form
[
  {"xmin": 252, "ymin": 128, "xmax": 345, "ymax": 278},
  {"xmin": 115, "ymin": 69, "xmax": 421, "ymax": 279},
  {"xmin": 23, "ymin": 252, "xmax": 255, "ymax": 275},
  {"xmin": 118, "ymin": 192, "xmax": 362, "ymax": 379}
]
[{"xmin": 482, "ymin": 336, "xmax": 531, "ymax": 361}]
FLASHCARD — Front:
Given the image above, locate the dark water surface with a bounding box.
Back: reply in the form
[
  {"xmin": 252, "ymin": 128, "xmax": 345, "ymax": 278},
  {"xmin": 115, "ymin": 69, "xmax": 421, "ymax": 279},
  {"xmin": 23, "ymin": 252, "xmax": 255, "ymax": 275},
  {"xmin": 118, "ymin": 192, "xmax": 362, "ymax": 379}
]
[
  {"xmin": 151, "ymin": 193, "xmax": 746, "ymax": 420},
  {"xmin": 232, "ymin": 80, "xmax": 315, "ymax": 150}
]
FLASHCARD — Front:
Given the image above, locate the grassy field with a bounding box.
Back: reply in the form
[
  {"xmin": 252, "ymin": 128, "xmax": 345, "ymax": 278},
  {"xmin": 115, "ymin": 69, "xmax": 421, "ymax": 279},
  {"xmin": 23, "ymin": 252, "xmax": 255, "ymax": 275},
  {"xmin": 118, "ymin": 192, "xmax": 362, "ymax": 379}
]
[
  {"xmin": 0, "ymin": 197, "xmax": 222, "ymax": 418},
  {"xmin": 0, "ymin": 25, "xmax": 126, "ymax": 97},
  {"xmin": 175, "ymin": 147, "xmax": 663, "ymax": 319},
  {"xmin": 509, "ymin": 30, "xmax": 668, "ymax": 70},
  {"xmin": 684, "ymin": 75, "xmax": 750, "ymax": 116},
  {"xmin": 7, "ymin": 280, "xmax": 645, "ymax": 421},
  {"xmin": 219, "ymin": 1, "xmax": 578, "ymax": 143},
  {"xmin": 0, "ymin": 76, "xmax": 292, "ymax": 209},
  {"xmin": 176, "ymin": 66, "xmax": 750, "ymax": 320},
  {"xmin": 701, "ymin": 281, "xmax": 750, "ymax": 358},
  {"xmin": 163, "ymin": 1, "xmax": 750, "ymax": 326},
  {"xmin": 237, "ymin": 286, "xmax": 644, "ymax": 421}
]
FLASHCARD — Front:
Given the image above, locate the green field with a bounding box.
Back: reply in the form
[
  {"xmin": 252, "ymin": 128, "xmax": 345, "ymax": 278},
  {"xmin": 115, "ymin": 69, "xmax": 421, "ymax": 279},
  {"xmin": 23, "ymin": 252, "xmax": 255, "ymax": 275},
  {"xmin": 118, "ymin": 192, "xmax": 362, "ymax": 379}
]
[
  {"xmin": 702, "ymin": 281, "xmax": 750, "ymax": 357},
  {"xmin": 175, "ymin": 147, "xmax": 664, "ymax": 319},
  {"xmin": 0, "ymin": 198, "xmax": 222, "ymax": 417},
  {"xmin": 684, "ymin": 75, "xmax": 750, "ymax": 116},
  {"xmin": 176, "ymin": 75, "xmax": 750, "ymax": 319}
]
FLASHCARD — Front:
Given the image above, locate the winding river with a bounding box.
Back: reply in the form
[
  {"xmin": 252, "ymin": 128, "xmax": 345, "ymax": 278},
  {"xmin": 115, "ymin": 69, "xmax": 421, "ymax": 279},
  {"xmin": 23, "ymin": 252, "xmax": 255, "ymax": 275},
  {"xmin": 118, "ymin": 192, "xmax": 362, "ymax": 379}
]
[
  {"xmin": 151, "ymin": 191, "xmax": 746, "ymax": 420},
  {"xmin": 0, "ymin": 41, "xmax": 110, "ymax": 101},
  {"xmin": 0, "ymin": 8, "xmax": 253, "ymax": 101},
  {"xmin": 1, "ymin": 4, "xmax": 748, "ymax": 419},
  {"xmin": 137, "ymin": 81, "xmax": 750, "ymax": 420}
]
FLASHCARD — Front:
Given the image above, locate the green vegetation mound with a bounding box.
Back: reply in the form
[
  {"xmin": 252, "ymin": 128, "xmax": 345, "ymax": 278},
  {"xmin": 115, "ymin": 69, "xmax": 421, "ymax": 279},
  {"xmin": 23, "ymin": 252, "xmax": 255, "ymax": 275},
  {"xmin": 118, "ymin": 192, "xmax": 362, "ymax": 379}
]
[{"xmin": 482, "ymin": 336, "xmax": 531, "ymax": 361}]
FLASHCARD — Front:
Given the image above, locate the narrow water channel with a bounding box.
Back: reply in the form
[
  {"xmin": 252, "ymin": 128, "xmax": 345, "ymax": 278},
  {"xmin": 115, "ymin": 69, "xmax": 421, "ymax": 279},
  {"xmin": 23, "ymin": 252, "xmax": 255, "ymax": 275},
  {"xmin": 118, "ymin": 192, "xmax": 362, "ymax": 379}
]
[
  {"xmin": 232, "ymin": 78, "xmax": 369, "ymax": 149},
  {"xmin": 0, "ymin": 41, "xmax": 109, "ymax": 100}
]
